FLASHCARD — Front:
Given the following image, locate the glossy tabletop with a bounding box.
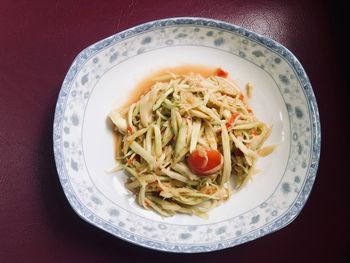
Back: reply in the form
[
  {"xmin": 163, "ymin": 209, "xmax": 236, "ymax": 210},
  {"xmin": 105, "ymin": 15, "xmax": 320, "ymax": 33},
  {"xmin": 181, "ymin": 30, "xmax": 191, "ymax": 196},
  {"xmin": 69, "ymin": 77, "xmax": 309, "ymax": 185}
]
[{"xmin": 0, "ymin": 0, "xmax": 348, "ymax": 262}]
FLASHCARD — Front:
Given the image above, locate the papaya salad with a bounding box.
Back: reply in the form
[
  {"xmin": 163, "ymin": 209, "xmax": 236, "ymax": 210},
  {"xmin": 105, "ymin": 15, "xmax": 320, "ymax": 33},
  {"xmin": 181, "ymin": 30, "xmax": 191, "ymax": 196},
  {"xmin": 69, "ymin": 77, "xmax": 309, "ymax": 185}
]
[{"xmin": 108, "ymin": 68, "xmax": 275, "ymax": 217}]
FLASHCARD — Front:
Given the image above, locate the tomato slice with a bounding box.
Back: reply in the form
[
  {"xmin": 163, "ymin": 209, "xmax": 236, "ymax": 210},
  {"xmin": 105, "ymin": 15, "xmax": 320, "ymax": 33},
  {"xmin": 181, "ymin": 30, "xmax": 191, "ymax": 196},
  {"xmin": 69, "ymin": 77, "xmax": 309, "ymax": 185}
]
[{"xmin": 187, "ymin": 149, "xmax": 223, "ymax": 175}]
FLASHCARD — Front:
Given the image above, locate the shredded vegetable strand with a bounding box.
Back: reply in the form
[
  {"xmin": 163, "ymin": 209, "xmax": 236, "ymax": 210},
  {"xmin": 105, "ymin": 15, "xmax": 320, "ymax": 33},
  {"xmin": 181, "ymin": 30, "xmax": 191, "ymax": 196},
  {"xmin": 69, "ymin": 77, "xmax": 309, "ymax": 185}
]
[{"xmin": 109, "ymin": 70, "xmax": 273, "ymax": 217}]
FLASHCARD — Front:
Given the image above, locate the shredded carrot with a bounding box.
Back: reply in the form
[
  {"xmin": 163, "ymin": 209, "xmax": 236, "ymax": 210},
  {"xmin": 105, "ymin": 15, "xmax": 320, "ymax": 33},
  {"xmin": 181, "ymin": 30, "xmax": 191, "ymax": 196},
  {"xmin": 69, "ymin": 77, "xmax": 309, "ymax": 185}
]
[
  {"xmin": 127, "ymin": 125, "xmax": 133, "ymax": 135},
  {"xmin": 239, "ymin": 94, "xmax": 244, "ymax": 101},
  {"xmin": 215, "ymin": 68, "xmax": 229, "ymax": 78},
  {"xmin": 251, "ymin": 129, "xmax": 258, "ymax": 136},
  {"xmin": 226, "ymin": 112, "xmax": 239, "ymax": 128}
]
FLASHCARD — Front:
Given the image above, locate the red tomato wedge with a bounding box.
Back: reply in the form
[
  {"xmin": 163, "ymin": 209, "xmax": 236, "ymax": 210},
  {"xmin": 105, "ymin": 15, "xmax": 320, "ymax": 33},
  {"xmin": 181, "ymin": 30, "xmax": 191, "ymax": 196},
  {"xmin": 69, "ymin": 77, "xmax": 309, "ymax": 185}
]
[{"xmin": 187, "ymin": 149, "xmax": 223, "ymax": 175}]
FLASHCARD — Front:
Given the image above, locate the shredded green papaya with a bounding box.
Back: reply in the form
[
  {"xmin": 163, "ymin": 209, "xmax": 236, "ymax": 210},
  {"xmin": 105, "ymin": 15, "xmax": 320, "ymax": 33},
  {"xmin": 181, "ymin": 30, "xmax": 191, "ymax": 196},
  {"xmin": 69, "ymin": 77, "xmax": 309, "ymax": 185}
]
[{"xmin": 109, "ymin": 69, "xmax": 274, "ymax": 217}]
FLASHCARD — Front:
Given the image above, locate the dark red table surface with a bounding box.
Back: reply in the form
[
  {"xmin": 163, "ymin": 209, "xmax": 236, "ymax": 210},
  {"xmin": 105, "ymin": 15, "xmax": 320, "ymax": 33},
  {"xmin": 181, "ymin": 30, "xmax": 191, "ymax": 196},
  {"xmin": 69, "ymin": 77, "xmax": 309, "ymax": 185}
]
[{"xmin": 1, "ymin": 0, "xmax": 349, "ymax": 262}]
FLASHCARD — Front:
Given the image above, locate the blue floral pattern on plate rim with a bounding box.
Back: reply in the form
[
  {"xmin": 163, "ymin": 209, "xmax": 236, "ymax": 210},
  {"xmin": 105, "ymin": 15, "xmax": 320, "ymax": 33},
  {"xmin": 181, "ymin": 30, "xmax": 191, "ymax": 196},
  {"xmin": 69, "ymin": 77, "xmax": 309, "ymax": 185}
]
[{"xmin": 53, "ymin": 17, "xmax": 321, "ymax": 253}]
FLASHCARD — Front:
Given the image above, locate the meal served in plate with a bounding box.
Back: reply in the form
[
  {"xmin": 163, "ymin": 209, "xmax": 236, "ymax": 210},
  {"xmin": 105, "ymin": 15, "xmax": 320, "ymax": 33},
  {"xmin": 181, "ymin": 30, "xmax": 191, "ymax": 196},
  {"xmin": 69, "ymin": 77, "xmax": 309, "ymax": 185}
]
[{"xmin": 109, "ymin": 67, "xmax": 275, "ymax": 217}]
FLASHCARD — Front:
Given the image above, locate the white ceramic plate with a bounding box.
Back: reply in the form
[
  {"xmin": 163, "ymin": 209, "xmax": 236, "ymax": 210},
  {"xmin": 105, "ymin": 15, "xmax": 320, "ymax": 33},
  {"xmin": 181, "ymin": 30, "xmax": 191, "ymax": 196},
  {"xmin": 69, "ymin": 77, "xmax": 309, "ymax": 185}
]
[{"xmin": 53, "ymin": 17, "xmax": 320, "ymax": 252}]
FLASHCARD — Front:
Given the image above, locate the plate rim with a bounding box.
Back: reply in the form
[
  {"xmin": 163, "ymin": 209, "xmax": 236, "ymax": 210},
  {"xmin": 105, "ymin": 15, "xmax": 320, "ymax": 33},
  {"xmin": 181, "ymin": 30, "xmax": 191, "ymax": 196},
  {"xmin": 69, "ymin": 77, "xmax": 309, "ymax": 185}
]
[{"xmin": 53, "ymin": 16, "xmax": 321, "ymax": 253}]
